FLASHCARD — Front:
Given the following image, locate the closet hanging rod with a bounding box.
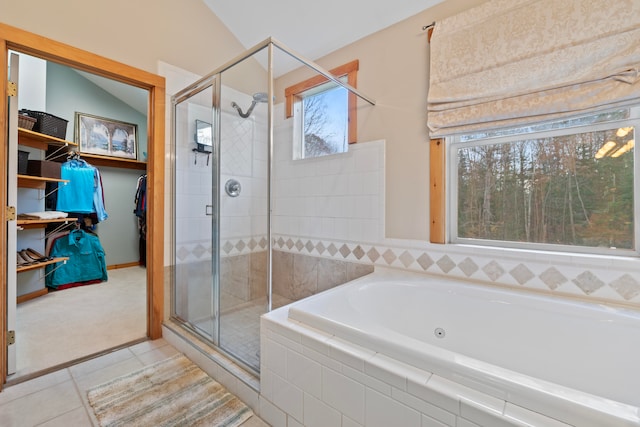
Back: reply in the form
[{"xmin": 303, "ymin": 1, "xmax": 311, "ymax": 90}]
[
  {"xmin": 41, "ymin": 219, "xmax": 77, "ymax": 240},
  {"xmin": 40, "ymin": 259, "xmax": 67, "ymax": 280},
  {"xmin": 39, "ymin": 181, "xmax": 67, "ymax": 201},
  {"xmin": 46, "ymin": 145, "xmax": 70, "ymax": 161}
]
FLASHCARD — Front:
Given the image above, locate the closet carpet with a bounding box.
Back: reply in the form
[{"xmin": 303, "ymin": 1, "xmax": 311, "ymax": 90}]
[{"xmin": 12, "ymin": 266, "xmax": 147, "ymax": 381}]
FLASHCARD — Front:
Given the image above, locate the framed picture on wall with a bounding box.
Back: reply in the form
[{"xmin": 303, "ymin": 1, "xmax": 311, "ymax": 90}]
[{"xmin": 75, "ymin": 112, "xmax": 138, "ymax": 160}]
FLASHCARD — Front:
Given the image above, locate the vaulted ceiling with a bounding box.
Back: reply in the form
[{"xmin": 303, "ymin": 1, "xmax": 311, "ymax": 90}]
[
  {"xmin": 204, "ymin": 0, "xmax": 443, "ymax": 74},
  {"xmin": 76, "ymin": 0, "xmax": 444, "ymax": 112}
]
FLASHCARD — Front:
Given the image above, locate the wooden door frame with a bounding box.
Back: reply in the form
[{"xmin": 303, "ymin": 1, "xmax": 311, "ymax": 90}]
[{"xmin": 0, "ymin": 23, "xmax": 165, "ymax": 390}]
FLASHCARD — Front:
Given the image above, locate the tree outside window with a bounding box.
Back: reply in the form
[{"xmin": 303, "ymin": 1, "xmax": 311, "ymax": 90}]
[
  {"xmin": 285, "ymin": 60, "xmax": 358, "ymax": 160},
  {"xmin": 450, "ymin": 109, "xmax": 638, "ymax": 254},
  {"xmin": 302, "ymin": 84, "xmax": 348, "ymax": 158}
]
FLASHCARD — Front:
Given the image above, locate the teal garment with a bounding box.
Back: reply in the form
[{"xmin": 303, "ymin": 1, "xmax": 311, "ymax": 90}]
[
  {"xmin": 46, "ymin": 229, "xmax": 108, "ymax": 288},
  {"xmin": 57, "ymin": 160, "xmax": 97, "ymax": 213}
]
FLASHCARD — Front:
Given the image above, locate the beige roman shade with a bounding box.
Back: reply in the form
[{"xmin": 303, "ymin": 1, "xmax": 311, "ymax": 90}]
[{"xmin": 427, "ymin": 0, "xmax": 640, "ymax": 137}]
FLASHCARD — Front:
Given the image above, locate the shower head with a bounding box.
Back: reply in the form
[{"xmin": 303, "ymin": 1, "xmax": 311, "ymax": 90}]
[
  {"xmin": 231, "ymin": 92, "xmax": 269, "ymax": 118},
  {"xmin": 253, "ymin": 92, "xmax": 269, "ymax": 103}
]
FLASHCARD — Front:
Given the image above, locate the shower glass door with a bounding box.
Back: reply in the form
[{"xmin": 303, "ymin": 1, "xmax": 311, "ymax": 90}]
[
  {"xmin": 217, "ymin": 50, "xmax": 269, "ymax": 371},
  {"xmin": 171, "ymin": 39, "xmax": 375, "ymax": 374},
  {"xmin": 172, "ymin": 81, "xmax": 218, "ymax": 343},
  {"xmin": 172, "ymin": 48, "xmax": 270, "ymax": 372}
]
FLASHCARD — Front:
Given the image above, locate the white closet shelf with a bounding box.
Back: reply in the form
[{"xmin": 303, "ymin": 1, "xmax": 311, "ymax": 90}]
[
  {"xmin": 17, "ymin": 174, "xmax": 69, "ymax": 190},
  {"xmin": 17, "ymin": 217, "xmax": 78, "ymax": 229},
  {"xmin": 16, "ymin": 257, "xmax": 69, "ymax": 274},
  {"xmin": 79, "ymin": 153, "xmax": 147, "ymax": 170}
]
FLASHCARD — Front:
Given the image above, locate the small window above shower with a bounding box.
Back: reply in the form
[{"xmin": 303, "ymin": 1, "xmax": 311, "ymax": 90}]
[{"xmin": 285, "ymin": 60, "xmax": 359, "ymax": 160}]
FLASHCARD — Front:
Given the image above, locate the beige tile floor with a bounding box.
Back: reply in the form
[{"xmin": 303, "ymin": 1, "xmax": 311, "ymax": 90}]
[
  {"xmin": 218, "ymin": 293, "xmax": 292, "ymax": 371},
  {"xmin": 7, "ymin": 265, "xmax": 269, "ymax": 425},
  {"xmin": 0, "ymin": 338, "xmax": 269, "ymax": 426}
]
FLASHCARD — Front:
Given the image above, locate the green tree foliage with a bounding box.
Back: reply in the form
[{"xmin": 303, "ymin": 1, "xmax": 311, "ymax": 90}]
[{"xmin": 457, "ymin": 128, "xmax": 634, "ymax": 249}]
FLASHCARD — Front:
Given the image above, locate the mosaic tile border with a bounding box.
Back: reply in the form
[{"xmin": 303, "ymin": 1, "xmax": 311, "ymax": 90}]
[
  {"xmin": 175, "ymin": 234, "xmax": 640, "ymax": 305},
  {"xmin": 273, "ymin": 234, "xmax": 640, "ymax": 305},
  {"xmin": 175, "ymin": 236, "xmax": 267, "ymax": 264}
]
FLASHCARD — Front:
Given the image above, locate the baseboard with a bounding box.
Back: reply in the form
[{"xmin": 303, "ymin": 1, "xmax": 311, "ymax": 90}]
[
  {"xmin": 17, "ymin": 288, "xmax": 48, "ymax": 304},
  {"xmin": 107, "ymin": 261, "xmax": 142, "ymax": 270}
]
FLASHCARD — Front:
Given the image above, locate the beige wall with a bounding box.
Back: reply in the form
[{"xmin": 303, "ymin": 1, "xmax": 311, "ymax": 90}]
[
  {"xmin": 0, "ymin": 0, "xmax": 238, "ymax": 76},
  {"xmin": 2, "ymin": 0, "xmax": 488, "ymax": 240},
  {"xmin": 0, "ymin": 0, "xmax": 265, "ymax": 94},
  {"xmin": 275, "ymin": 0, "xmax": 488, "ymax": 240}
]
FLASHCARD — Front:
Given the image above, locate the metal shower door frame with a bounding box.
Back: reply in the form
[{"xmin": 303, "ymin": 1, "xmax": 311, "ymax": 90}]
[
  {"xmin": 170, "ymin": 75, "xmax": 220, "ymax": 345},
  {"xmin": 170, "ymin": 37, "xmax": 376, "ymax": 372}
]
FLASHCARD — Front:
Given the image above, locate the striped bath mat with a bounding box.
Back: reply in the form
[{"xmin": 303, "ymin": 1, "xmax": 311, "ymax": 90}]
[{"xmin": 87, "ymin": 354, "xmax": 253, "ymax": 427}]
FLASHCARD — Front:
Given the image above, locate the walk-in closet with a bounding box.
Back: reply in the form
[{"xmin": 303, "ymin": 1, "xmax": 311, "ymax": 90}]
[{"xmin": 6, "ymin": 51, "xmax": 149, "ymax": 381}]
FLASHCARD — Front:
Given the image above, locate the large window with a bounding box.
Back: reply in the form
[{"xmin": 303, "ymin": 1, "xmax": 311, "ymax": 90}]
[
  {"xmin": 449, "ymin": 109, "xmax": 638, "ymax": 255},
  {"xmin": 285, "ymin": 60, "xmax": 358, "ymax": 159}
]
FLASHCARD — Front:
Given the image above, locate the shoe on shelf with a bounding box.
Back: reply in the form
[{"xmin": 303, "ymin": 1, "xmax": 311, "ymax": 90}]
[
  {"xmin": 17, "ymin": 251, "xmax": 34, "ymax": 266},
  {"xmin": 25, "ymin": 248, "xmax": 51, "ymax": 261},
  {"xmin": 19, "ymin": 249, "xmax": 42, "ymax": 264}
]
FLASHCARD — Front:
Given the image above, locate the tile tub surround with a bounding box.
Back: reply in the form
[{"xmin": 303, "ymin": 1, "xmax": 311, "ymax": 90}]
[
  {"xmin": 274, "ymin": 235, "xmax": 640, "ymax": 307},
  {"xmin": 273, "ymin": 250, "xmax": 374, "ymax": 301},
  {"xmin": 260, "ymin": 305, "xmax": 638, "ymax": 427},
  {"xmin": 222, "ymin": 250, "xmax": 373, "ymax": 306},
  {"xmin": 177, "ymin": 249, "xmax": 372, "ymax": 313},
  {"xmin": 175, "ymin": 232, "xmax": 640, "ymax": 322}
]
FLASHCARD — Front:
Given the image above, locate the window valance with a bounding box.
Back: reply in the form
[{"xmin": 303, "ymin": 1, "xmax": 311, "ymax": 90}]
[{"xmin": 427, "ymin": 0, "xmax": 640, "ymax": 137}]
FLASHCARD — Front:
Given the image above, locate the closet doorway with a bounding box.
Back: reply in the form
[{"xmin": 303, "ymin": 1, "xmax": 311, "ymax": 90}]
[{"xmin": 0, "ymin": 23, "xmax": 165, "ymax": 389}]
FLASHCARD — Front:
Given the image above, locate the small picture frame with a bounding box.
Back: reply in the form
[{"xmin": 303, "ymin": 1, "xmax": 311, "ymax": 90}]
[{"xmin": 75, "ymin": 112, "xmax": 138, "ymax": 160}]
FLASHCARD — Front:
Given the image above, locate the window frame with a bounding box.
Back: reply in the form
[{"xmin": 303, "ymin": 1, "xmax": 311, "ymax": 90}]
[
  {"xmin": 285, "ymin": 59, "xmax": 359, "ymax": 146},
  {"xmin": 431, "ymin": 108, "xmax": 640, "ymax": 256}
]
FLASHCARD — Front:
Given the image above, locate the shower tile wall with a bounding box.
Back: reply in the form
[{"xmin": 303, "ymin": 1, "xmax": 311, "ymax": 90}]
[
  {"xmin": 273, "ymin": 103, "xmax": 385, "ymax": 245},
  {"xmin": 219, "ymin": 86, "xmax": 269, "ymax": 314},
  {"xmin": 220, "ymin": 86, "xmax": 268, "ymax": 246},
  {"xmin": 273, "ymin": 250, "xmax": 374, "ymax": 301},
  {"xmin": 220, "ymin": 251, "xmax": 268, "ymax": 308},
  {"xmin": 220, "ymin": 111, "xmax": 253, "ymax": 177}
]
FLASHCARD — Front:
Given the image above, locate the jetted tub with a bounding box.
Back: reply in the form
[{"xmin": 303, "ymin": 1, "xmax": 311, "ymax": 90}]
[{"xmin": 286, "ymin": 268, "xmax": 640, "ymax": 426}]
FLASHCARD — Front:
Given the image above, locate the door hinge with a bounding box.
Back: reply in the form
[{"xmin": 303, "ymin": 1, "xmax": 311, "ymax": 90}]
[
  {"xmin": 6, "ymin": 206, "xmax": 16, "ymax": 221},
  {"xmin": 7, "ymin": 80, "xmax": 17, "ymax": 97},
  {"xmin": 7, "ymin": 330, "xmax": 15, "ymax": 346}
]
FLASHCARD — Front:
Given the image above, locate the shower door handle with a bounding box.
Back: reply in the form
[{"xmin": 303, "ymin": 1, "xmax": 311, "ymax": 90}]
[{"xmin": 205, "ymin": 205, "xmax": 213, "ymax": 216}]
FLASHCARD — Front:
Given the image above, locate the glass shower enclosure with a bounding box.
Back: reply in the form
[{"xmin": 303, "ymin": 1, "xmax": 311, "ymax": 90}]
[{"xmin": 170, "ymin": 39, "xmax": 374, "ymax": 373}]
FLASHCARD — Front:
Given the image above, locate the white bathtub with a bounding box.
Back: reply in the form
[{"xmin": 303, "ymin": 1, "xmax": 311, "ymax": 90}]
[{"xmin": 283, "ymin": 268, "xmax": 640, "ymax": 427}]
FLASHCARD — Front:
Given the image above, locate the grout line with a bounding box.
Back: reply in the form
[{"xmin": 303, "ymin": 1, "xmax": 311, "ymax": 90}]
[{"xmin": 69, "ymin": 368, "xmax": 100, "ymax": 427}]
